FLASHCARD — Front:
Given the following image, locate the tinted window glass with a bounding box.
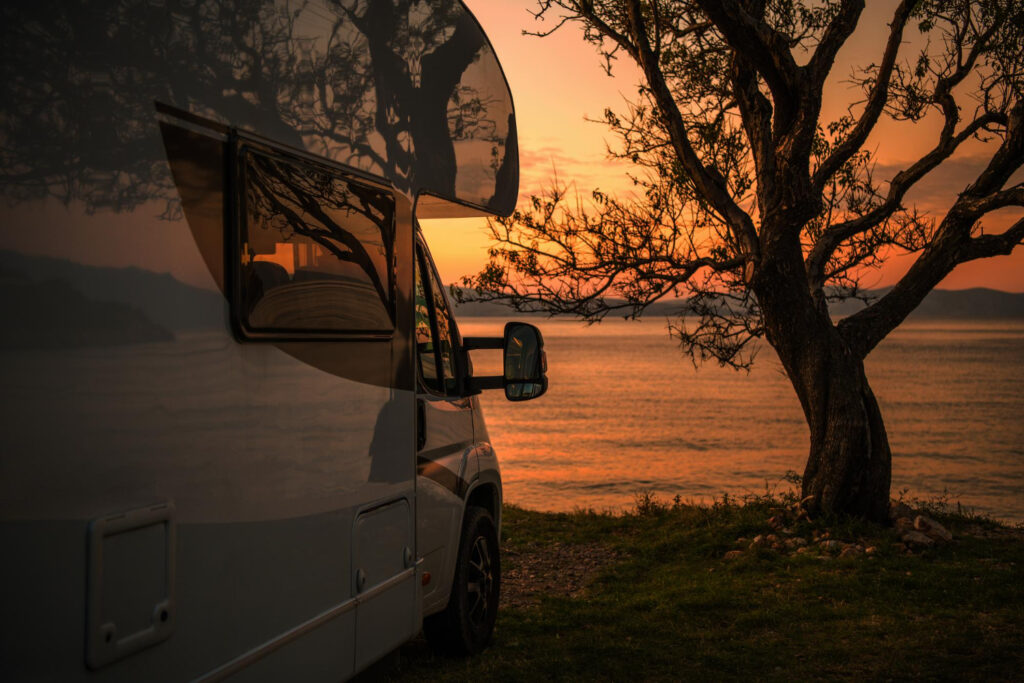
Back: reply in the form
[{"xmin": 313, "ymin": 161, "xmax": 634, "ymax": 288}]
[
  {"xmin": 241, "ymin": 149, "xmax": 394, "ymax": 333},
  {"xmin": 427, "ymin": 261, "xmax": 460, "ymax": 394},
  {"xmin": 414, "ymin": 253, "xmax": 440, "ymax": 393}
]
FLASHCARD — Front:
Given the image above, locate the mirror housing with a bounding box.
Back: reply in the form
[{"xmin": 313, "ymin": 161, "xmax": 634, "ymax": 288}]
[
  {"xmin": 464, "ymin": 322, "xmax": 548, "ymax": 401},
  {"xmin": 502, "ymin": 322, "xmax": 548, "ymax": 401}
]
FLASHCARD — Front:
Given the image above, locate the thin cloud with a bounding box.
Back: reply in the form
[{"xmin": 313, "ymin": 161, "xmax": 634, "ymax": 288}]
[
  {"xmin": 517, "ymin": 145, "xmax": 638, "ymax": 202},
  {"xmin": 871, "ymin": 156, "xmax": 1024, "ymax": 217},
  {"xmin": 518, "ymin": 146, "xmax": 587, "ymax": 171}
]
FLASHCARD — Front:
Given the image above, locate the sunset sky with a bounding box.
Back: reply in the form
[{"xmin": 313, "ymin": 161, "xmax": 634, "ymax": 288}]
[{"xmin": 422, "ymin": 0, "xmax": 1024, "ymax": 293}]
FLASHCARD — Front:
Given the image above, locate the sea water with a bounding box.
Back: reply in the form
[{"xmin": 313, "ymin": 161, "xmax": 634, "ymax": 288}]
[{"xmin": 461, "ymin": 317, "xmax": 1024, "ymax": 524}]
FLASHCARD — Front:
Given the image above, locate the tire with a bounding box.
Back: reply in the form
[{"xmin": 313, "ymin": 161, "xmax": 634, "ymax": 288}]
[{"xmin": 424, "ymin": 506, "xmax": 500, "ymax": 655}]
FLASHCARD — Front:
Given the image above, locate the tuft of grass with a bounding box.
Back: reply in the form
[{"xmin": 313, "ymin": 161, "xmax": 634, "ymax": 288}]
[{"xmin": 370, "ymin": 492, "xmax": 1024, "ymax": 682}]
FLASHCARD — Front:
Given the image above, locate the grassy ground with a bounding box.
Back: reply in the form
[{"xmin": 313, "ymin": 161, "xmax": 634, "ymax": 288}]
[{"xmin": 372, "ymin": 492, "xmax": 1023, "ymax": 681}]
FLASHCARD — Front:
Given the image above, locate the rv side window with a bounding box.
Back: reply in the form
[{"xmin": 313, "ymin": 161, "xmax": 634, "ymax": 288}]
[
  {"xmin": 238, "ymin": 148, "xmax": 395, "ymax": 335},
  {"xmin": 414, "ymin": 246, "xmax": 464, "ymax": 396},
  {"xmin": 427, "ymin": 261, "xmax": 461, "ymax": 395},
  {"xmin": 414, "ymin": 253, "xmax": 441, "ymax": 393}
]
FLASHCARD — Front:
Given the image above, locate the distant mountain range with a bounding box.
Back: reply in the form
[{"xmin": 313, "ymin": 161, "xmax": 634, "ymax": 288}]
[
  {"xmin": 0, "ymin": 250, "xmax": 225, "ymax": 348},
  {"xmin": 827, "ymin": 287, "xmax": 1024, "ymax": 319},
  {"xmin": 452, "ymin": 286, "xmax": 1024, "ymax": 319},
  {"xmin": 0, "ymin": 250, "xmax": 225, "ymax": 333},
  {"xmin": 1, "ymin": 273, "xmax": 174, "ymax": 349},
  {"xmin": 0, "ymin": 249, "xmax": 1020, "ymax": 348}
]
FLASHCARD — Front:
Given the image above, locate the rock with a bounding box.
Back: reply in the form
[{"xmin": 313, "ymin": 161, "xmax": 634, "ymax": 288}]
[
  {"xmin": 914, "ymin": 515, "xmax": 953, "ymax": 543},
  {"xmin": 795, "ymin": 546, "xmax": 809, "ymax": 554},
  {"xmin": 820, "ymin": 540, "xmax": 844, "ymax": 552},
  {"xmin": 894, "ymin": 517, "xmax": 916, "ymax": 533},
  {"xmin": 890, "ymin": 500, "xmax": 914, "ymax": 520},
  {"xmin": 839, "ymin": 545, "xmax": 864, "ymax": 559},
  {"xmin": 864, "ymin": 546, "xmax": 878, "ymax": 555},
  {"xmin": 902, "ymin": 530, "xmax": 935, "ymax": 547},
  {"xmin": 785, "ymin": 537, "xmax": 808, "ymax": 549},
  {"xmin": 724, "ymin": 550, "xmax": 744, "ymax": 560},
  {"xmin": 766, "ymin": 534, "xmax": 779, "ymax": 543},
  {"xmin": 768, "ymin": 515, "xmax": 785, "ymax": 528},
  {"xmin": 750, "ymin": 534, "xmax": 766, "ymax": 547}
]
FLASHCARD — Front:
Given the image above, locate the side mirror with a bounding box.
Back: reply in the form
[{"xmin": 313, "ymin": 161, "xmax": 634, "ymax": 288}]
[
  {"xmin": 463, "ymin": 321, "xmax": 548, "ymax": 401},
  {"xmin": 503, "ymin": 322, "xmax": 548, "ymax": 401}
]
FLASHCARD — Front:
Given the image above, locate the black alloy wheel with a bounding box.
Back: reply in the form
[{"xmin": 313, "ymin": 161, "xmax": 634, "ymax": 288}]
[
  {"xmin": 466, "ymin": 532, "xmax": 495, "ymax": 630},
  {"xmin": 424, "ymin": 506, "xmax": 500, "ymax": 655}
]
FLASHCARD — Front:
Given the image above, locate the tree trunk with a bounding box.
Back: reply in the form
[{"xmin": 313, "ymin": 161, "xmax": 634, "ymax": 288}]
[
  {"xmin": 794, "ymin": 342, "xmax": 892, "ymax": 522},
  {"xmin": 756, "ymin": 252, "xmax": 892, "ymax": 523}
]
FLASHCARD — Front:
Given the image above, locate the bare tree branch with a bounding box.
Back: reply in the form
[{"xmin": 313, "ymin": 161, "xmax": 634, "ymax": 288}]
[
  {"xmin": 730, "ymin": 53, "xmax": 774, "ymax": 189},
  {"xmin": 812, "ymin": 0, "xmax": 915, "ymax": 191},
  {"xmin": 694, "ymin": 0, "xmax": 801, "ymax": 126},
  {"xmin": 959, "ymin": 185, "xmax": 1024, "ymax": 214},
  {"xmin": 838, "ymin": 102, "xmax": 1024, "ymax": 356},
  {"xmin": 623, "ymin": 0, "xmax": 760, "ymax": 258},
  {"xmin": 964, "ymin": 217, "xmax": 1024, "ymax": 260},
  {"xmin": 805, "ymin": 111, "xmax": 1006, "ymax": 287},
  {"xmin": 806, "ymin": 0, "xmax": 864, "ymax": 89}
]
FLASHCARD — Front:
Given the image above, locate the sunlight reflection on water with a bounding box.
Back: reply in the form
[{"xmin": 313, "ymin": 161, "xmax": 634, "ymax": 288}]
[{"xmin": 461, "ymin": 317, "xmax": 1024, "ymax": 523}]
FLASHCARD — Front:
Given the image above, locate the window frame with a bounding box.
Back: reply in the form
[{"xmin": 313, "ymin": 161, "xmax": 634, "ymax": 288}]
[
  {"xmin": 229, "ymin": 132, "xmax": 397, "ymax": 343},
  {"xmin": 414, "ymin": 239, "xmax": 467, "ymax": 398},
  {"xmin": 414, "ymin": 246, "xmax": 442, "ymax": 394}
]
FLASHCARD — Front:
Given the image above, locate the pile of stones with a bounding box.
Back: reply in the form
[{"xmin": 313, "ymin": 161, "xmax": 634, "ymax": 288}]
[
  {"xmin": 722, "ymin": 499, "xmax": 953, "ymax": 561},
  {"xmin": 888, "ymin": 500, "xmax": 954, "ymax": 547}
]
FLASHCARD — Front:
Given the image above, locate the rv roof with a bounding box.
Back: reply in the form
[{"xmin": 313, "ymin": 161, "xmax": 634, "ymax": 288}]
[{"xmin": 0, "ymin": 0, "xmax": 519, "ymax": 218}]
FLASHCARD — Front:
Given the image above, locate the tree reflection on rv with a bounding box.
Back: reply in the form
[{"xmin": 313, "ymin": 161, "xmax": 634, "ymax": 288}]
[{"xmin": 241, "ymin": 148, "xmax": 396, "ymax": 334}]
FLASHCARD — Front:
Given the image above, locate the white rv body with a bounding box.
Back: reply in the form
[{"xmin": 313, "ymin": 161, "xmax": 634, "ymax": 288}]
[{"xmin": 0, "ymin": 0, "xmax": 541, "ymax": 679}]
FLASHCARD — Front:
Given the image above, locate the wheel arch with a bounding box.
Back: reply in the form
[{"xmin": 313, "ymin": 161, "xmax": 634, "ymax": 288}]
[{"xmin": 464, "ymin": 481, "xmax": 501, "ymax": 534}]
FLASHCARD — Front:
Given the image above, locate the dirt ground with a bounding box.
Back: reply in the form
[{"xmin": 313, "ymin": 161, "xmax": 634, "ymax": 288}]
[{"xmin": 501, "ymin": 541, "xmax": 620, "ymax": 609}]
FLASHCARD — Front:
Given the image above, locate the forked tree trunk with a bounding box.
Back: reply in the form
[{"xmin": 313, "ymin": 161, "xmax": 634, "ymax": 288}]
[{"xmin": 756, "ymin": 253, "xmax": 893, "ymax": 523}]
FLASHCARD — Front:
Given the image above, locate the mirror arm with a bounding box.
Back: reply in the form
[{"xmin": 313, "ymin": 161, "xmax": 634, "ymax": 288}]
[
  {"xmin": 467, "ymin": 375, "xmax": 504, "ymax": 393},
  {"xmin": 463, "ymin": 336, "xmax": 503, "ymax": 351}
]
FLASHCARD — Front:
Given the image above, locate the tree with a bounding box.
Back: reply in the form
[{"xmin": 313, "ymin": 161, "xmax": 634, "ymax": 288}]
[{"xmin": 459, "ymin": 0, "xmax": 1024, "ymax": 521}]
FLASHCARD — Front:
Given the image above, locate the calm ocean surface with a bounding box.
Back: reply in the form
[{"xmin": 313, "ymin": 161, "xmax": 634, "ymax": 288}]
[{"xmin": 460, "ymin": 317, "xmax": 1024, "ymax": 524}]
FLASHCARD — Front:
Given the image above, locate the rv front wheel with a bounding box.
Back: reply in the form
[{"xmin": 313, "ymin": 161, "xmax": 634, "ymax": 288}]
[{"xmin": 424, "ymin": 506, "xmax": 500, "ymax": 655}]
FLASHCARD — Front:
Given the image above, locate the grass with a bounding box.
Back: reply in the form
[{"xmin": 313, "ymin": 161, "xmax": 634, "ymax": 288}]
[{"xmin": 372, "ymin": 490, "xmax": 1023, "ymax": 681}]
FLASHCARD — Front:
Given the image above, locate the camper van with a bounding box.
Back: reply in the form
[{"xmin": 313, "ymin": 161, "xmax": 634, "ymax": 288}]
[{"xmin": 0, "ymin": 0, "xmax": 546, "ymax": 679}]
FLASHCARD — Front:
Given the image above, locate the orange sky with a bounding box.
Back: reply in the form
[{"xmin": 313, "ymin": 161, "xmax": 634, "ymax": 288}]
[{"xmin": 422, "ymin": 0, "xmax": 1024, "ymax": 292}]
